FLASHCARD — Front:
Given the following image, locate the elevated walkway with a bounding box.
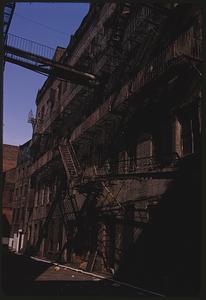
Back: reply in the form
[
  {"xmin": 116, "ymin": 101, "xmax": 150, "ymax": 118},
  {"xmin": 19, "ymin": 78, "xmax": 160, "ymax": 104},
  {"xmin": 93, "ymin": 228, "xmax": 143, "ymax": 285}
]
[{"xmin": 4, "ymin": 33, "xmax": 99, "ymax": 87}]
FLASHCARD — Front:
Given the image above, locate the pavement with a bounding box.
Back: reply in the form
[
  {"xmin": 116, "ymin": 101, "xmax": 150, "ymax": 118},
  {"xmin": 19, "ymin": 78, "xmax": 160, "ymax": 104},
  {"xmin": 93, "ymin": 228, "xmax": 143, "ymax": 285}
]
[{"xmin": 1, "ymin": 250, "xmax": 158, "ymax": 296}]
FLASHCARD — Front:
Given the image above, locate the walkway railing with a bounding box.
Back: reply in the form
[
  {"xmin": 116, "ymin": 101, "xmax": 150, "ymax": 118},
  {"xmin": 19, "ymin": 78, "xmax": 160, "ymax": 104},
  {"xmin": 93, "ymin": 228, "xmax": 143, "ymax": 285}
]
[
  {"xmin": 71, "ymin": 25, "xmax": 202, "ymax": 143},
  {"xmin": 5, "ymin": 33, "xmax": 56, "ymax": 60},
  {"xmin": 4, "ymin": 33, "xmax": 98, "ymax": 87},
  {"xmin": 5, "ymin": 33, "xmax": 56, "ymax": 68},
  {"xmin": 83, "ymin": 153, "xmax": 180, "ymax": 179}
]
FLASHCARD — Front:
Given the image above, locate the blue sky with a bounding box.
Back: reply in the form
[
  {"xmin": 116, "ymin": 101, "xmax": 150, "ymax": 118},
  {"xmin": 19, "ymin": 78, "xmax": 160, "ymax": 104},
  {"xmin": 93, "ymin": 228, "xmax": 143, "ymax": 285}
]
[{"xmin": 3, "ymin": 2, "xmax": 89, "ymax": 146}]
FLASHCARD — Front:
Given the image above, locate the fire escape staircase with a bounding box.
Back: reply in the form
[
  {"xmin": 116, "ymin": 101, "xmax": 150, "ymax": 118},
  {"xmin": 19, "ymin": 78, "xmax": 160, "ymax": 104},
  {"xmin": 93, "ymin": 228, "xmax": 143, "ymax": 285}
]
[
  {"xmin": 58, "ymin": 141, "xmax": 82, "ymax": 184},
  {"xmin": 56, "ymin": 140, "xmax": 84, "ymax": 259},
  {"xmin": 58, "ymin": 140, "xmax": 82, "ymax": 224}
]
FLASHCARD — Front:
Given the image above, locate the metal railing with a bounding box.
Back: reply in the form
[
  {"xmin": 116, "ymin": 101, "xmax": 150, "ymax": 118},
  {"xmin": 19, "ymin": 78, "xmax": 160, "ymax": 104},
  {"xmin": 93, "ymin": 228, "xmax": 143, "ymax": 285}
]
[
  {"xmin": 6, "ymin": 33, "xmax": 55, "ymax": 59},
  {"xmin": 117, "ymin": 26, "xmax": 202, "ymax": 105},
  {"xmin": 83, "ymin": 153, "xmax": 180, "ymax": 179},
  {"xmin": 5, "ymin": 33, "xmax": 55, "ymax": 65},
  {"xmin": 71, "ymin": 26, "xmax": 202, "ymax": 143}
]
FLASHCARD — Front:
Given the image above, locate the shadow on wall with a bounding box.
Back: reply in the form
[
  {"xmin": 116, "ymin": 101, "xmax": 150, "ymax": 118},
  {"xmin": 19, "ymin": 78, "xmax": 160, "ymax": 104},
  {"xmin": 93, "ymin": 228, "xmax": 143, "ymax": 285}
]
[{"xmin": 114, "ymin": 154, "xmax": 201, "ymax": 296}]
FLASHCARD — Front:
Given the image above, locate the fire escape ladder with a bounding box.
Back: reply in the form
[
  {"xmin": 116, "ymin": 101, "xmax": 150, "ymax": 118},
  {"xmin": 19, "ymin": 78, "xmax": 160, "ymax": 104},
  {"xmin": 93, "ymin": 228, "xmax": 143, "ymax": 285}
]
[
  {"xmin": 58, "ymin": 141, "xmax": 82, "ymax": 182},
  {"xmin": 57, "ymin": 140, "xmax": 84, "ymax": 261}
]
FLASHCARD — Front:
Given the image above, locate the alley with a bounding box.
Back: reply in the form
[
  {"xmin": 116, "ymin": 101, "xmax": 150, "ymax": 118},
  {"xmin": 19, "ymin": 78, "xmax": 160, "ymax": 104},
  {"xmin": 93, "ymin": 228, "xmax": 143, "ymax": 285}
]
[
  {"xmin": 2, "ymin": 2, "xmax": 201, "ymax": 298},
  {"xmin": 2, "ymin": 250, "xmax": 157, "ymax": 296}
]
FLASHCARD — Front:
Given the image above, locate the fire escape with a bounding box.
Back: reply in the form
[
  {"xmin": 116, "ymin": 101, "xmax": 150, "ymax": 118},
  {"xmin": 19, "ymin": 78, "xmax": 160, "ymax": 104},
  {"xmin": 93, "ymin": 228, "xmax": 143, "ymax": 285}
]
[
  {"xmin": 4, "ymin": 25, "xmax": 99, "ymax": 258},
  {"xmin": 54, "ymin": 2, "xmax": 178, "ymax": 271},
  {"xmin": 6, "ymin": 2, "xmax": 199, "ymax": 271},
  {"xmin": 43, "ymin": 2, "xmax": 178, "ymax": 269}
]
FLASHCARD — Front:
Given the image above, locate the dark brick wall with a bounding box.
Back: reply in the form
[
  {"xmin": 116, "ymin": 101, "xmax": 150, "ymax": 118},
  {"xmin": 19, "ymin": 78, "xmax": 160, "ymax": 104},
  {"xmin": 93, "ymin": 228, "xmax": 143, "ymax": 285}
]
[
  {"xmin": 3, "ymin": 144, "xmax": 19, "ymax": 172},
  {"xmin": 2, "ymin": 145, "xmax": 18, "ymax": 237}
]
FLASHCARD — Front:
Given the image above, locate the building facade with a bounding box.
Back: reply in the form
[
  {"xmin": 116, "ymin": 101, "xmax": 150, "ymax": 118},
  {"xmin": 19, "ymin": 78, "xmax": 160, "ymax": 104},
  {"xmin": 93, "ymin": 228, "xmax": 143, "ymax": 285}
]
[
  {"xmin": 9, "ymin": 141, "xmax": 32, "ymax": 252},
  {"xmin": 10, "ymin": 2, "xmax": 202, "ymax": 295},
  {"xmin": 2, "ymin": 144, "xmax": 19, "ymax": 172},
  {"xmin": 2, "ymin": 144, "xmax": 19, "ymax": 246}
]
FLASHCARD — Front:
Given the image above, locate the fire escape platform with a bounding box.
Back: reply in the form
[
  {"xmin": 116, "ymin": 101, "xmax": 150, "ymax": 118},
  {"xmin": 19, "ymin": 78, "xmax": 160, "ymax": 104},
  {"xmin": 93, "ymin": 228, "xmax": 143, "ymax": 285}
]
[
  {"xmin": 78, "ymin": 166, "xmax": 178, "ymax": 190},
  {"xmin": 70, "ymin": 53, "xmax": 201, "ymax": 144},
  {"xmin": 82, "ymin": 167, "xmax": 178, "ymax": 182}
]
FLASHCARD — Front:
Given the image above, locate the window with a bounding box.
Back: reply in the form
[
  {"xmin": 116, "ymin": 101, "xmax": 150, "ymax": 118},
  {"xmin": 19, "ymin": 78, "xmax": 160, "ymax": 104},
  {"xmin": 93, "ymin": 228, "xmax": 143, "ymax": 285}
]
[
  {"xmin": 34, "ymin": 224, "xmax": 38, "ymax": 244},
  {"xmin": 178, "ymin": 104, "xmax": 200, "ymax": 157},
  {"xmin": 28, "ymin": 225, "xmax": 31, "ymax": 241},
  {"xmin": 49, "ymin": 88, "xmax": 56, "ymax": 110},
  {"xmin": 21, "ymin": 207, "xmax": 25, "ymax": 222},
  {"xmin": 181, "ymin": 118, "xmax": 193, "ymax": 156},
  {"xmin": 118, "ymin": 151, "xmax": 128, "ymax": 174},
  {"xmin": 34, "ymin": 190, "xmax": 39, "ymax": 207},
  {"xmin": 24, "ymin": 184, "xmax": 28, "ymax": 196},
  {"xmin": 12, "ymin": 209, "xmax": 16, "ymax": 222},
  {"xmin": 15, "ymin": 188, "xmax": 18, "ymax": 200},
  {"xmin": 16, "ymin": 208, "xmax": 20, "ymax": 222},
  {"xmin": 41, "ymin": 187, "xmax": 45, "ymax": 206},
  {"xmin": 57, "ymin": 82, "xmax": 62, "ymax": 102},
  {"xmin": 46, "ymin": 186, "xmax": 50, "ymax": 204},
  {"xmin": 19, "ymin": 186, "xmax": 22, "ymax": 197},
  {"xmin": 193, "ymin": 16, "xmax": 202, "ymax": 40},
  {"xmin": 62, "ymin": 80, "xmax": 67, "ymax": 94},
  {"xmin": 136, "ymin": 138, "xmax": 152, "ymax": 169},
  {"xmin": 44, "ymin": 186, "xmax": 48, "ymax": 204},
  {"xmin": 22, "ymin": 185, "xmax": 24, "ymax": 197},
  {"xmin": 128, "ymin": 146, "xmax": 136, "ymax": 172}
]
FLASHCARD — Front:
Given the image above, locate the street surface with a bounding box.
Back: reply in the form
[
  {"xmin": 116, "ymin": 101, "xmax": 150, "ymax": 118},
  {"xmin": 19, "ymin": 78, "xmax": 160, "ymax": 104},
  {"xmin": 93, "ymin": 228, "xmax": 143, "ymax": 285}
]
[{"xmin": 2, "ymin": 250, "xmax": 157, "ymax": 296}]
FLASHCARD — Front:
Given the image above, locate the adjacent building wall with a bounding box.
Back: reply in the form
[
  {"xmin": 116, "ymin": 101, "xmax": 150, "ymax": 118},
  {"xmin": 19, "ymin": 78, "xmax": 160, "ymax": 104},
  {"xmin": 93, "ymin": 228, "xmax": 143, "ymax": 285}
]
[{"xmin": 2, "ymin": 144, "xmax": 19, "ymax": 246}]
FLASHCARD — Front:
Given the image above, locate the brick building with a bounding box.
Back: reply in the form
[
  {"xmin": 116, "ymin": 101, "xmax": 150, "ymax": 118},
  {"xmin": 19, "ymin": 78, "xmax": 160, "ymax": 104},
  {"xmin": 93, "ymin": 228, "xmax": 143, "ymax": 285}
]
[
  {"xmin": 3, "ymin": 144, "xmax": 19, "ymax": 172},
  {"xmin": 9, "ymin": 140, "xmax": 32, "ymax": 252},
  {"xmin": 2, "ymin": 144, "xmax": 19, "ymax": 245},
  {"xmin": 10, "ymin": 2, "xmax": 202, "ymax": 295}
]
